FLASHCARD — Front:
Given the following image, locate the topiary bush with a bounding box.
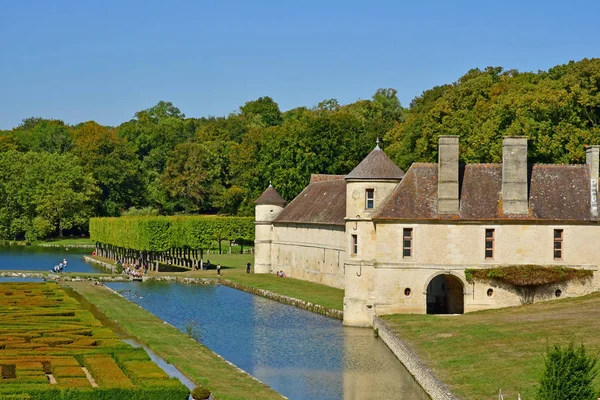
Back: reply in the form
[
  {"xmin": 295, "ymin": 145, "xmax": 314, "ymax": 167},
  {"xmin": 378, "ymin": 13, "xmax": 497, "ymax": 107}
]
[
  {"xmin": 191, "ymin": 385, "xmax": 212, "ymax": 400},
  {"xmin": 536, "ymin": 342, "xmax": 599, "ymax": 400}
]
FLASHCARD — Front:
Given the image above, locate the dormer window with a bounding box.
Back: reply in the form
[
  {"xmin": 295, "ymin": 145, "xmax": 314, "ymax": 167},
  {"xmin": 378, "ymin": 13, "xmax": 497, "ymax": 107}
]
[{"xmin": 366, "ymin": 189, "xmax": 375, "ymax": 209}]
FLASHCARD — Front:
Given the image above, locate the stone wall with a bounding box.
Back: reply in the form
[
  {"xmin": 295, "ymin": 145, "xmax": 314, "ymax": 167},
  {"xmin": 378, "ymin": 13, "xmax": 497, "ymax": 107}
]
[
  {"xmin": 373, "ymin": 316, "xmax": 456, "ymax": 400},
  {"xmin": 270, "ymin": 223, "xmax": 346, "ymax": 288}
]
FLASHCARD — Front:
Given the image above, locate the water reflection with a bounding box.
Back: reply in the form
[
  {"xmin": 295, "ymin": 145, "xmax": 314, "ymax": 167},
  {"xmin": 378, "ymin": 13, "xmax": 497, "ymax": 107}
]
[{"xmin": 107, "ymin": 281, "xmax": 430, "ymax": 400}]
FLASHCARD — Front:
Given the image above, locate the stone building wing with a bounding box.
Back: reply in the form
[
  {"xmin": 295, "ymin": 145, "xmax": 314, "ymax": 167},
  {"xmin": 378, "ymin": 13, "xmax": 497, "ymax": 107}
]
[
  {"xmin": 274, "ymin": 176, "xmax": 346, "ymax": 226},
  {"xmin": 345, "ymin": 147, "xmax": 405, "ymax": 180},
  {"xmin": 375, "ymin": 163, "xmax": 595, "ymax": 221},
  {"xmin": 254, "ymin": 186, "xmax": 286, "ymax": 205}
]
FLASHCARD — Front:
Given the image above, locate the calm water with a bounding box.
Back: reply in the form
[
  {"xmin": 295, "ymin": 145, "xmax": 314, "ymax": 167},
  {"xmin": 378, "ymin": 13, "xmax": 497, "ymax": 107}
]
[
  {"xmin": 0, "ymin": 246, "xmax": 101, "ymax": 273},
  {"xmin": 106, "ymin": 281, "xmax": 430, "ymax": 400}
]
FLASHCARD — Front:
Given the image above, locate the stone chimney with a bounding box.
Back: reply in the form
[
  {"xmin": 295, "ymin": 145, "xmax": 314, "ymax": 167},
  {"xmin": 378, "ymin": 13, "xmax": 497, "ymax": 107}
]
[
  {"xmin": 586, "ymin": 146, "xmax": 600, "ymax": 180},
  {"xmin": 438, "ymin": 135, "xmax": 459, "ymax": 214},
  {"xmin": 502, "ymin": 137, "xmax": 528, "ymax": 214},
  {"xmin": 586, "ymin": 145, "xmax": 599, "ymax": 217}
]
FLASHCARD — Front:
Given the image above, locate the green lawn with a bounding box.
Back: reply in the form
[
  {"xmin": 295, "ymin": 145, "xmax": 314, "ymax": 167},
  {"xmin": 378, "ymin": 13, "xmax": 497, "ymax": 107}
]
[
  {"xmin": 36, "ymin": 237, "xmax": 96, "ymax": 246},
  {"xmin": 64, "ymin": 282, "xmax": 284, "ymax": 400},
  {"xmin": 382, "ymin": 293, "xmax": 600, "ymax": 399},
  {"xmin": 146, "ymin": 253, "xmax": 344, "ymax": 311}
]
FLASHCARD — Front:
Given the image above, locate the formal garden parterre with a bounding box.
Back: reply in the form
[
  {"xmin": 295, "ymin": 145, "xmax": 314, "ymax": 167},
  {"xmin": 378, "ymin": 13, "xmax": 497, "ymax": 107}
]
[{"xmin": 0, "ymin": 282, "xmax": 189, "ymax": 399}]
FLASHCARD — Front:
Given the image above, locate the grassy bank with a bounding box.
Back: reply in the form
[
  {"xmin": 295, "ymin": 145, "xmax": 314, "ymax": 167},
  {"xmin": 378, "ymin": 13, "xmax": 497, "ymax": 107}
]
[
  {"xmin": 382, "ymin": 293, "xmax": 600, "ymax": 399},
  {"xmin": 164, "ymin": 254, "xmax": 343, "ymax": 311},
  {"xmin": 64, "ymin": 281, "xmax": 284, "ymax": 400},
  {"xmin": 93, "ymin": 253, "xmax": 344, "ymax": 311},
  {"xmin": 37, "ymin": 237, "xmax": 96, "ymax": 246}
]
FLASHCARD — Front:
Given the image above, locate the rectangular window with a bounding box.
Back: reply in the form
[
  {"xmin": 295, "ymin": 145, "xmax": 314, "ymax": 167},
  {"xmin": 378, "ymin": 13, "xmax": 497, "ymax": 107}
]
[
  {"xmin": 403, "ymin": 228, "xmax": 413, "ymax": 258},
  {"xmin": 485, "ymin": 229, "xmax": 495, "ymax": 259},
  {"xmin": 554, "ymin": 229, "xmax": 563, "ymax": 260},
  {"xmin": 351, "ymin": 234, "xmax": 358, "ymax": 255},
  {"xmin": 365, "ymin": 189, "xmax": 375, "ymax": 209}
]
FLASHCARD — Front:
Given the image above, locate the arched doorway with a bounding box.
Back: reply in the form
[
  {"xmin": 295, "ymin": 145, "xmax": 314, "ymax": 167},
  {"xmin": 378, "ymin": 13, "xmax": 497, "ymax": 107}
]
[{"xmin": 426, "ymin": 274, "xmax": 464, "ymax": 314}]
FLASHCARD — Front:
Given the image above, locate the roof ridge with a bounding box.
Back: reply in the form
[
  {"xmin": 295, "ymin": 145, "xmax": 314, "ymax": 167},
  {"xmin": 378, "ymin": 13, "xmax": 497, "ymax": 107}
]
[
  {"xmin": 345, "ymin": 147, "xmax": 405, "ymax": 180},
  {"xmin": 533, "ymin": 163, "xmax": 587, "ymax": 168}
]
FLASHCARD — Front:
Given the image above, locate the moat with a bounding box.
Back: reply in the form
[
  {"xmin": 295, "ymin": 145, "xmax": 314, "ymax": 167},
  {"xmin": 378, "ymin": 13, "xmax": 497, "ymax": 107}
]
[{"xmin": 0, "ymin": 248, "xmax": 430, "ymax": 400}]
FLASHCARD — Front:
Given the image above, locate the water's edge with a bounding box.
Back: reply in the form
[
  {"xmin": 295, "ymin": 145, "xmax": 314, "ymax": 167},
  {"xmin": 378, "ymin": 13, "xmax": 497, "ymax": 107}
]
[
  {"xmin": 374, "ymin": 317, "xmax": 454, "ymax": 400},
  {"xmin": 83, "ymin": 256, "xmax": 343, "ymax": 319},
  {"xmin": 64, "ymin": 283, "xmax": 284, "ymax": 400}
]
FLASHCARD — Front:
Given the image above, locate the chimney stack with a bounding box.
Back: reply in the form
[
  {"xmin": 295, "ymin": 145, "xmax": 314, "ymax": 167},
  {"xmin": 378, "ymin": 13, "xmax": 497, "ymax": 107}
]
[
  {"xmin": 586, "ymin": 146, "xmax": 600, "ymax": 180},
  {"xmin": 502, "ymin": 137, "xmax": 528, "ymax": 214},
  {"xmin": 586, "ymin": 145, "xmax": 599, "ymax": 217},
  {"xmin": 438, "ymin": 136, "xmax": 459, "ymax": 214}
]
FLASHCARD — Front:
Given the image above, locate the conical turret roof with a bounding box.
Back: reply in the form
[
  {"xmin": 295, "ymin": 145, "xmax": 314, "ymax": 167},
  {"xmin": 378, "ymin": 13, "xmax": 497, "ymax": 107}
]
[
  {"xmin": 345, "ymin": 144, "xmax": 405, "ymax": 180},
  {"xmin": 254, "ymin": 185, "xmax": 286, "ymax": 205}
]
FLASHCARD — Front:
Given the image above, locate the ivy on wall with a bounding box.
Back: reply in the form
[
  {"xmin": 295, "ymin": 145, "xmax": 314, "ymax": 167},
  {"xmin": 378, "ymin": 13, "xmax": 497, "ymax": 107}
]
[
  {"xmin": 90, "ymin": 216, "xmax": 254, "ymax": 251},
  {"xmin": 465, "ymin": 265, "xmax": 593, "ymax": 287}
]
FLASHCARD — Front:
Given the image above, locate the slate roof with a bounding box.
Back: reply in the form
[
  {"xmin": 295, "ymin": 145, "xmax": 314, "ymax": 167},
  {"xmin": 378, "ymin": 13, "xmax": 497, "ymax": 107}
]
[
  {"xmin": 375, "ymin": 163, "xmax": 595, "ymax": 221},
  {"xmin": 254, "ymin": 186, "xmax": 286, "ymax": 205},
  {"xmin": 274, "ymin": 176, "xmax": 346, "ymax": 226},
  {"xmin": 310, "ymin": 174, "xmax": 346, "ymax": 183},
  {"xmin": 345, "ymin": 146, "xmax": 405, "ymax": 181}
]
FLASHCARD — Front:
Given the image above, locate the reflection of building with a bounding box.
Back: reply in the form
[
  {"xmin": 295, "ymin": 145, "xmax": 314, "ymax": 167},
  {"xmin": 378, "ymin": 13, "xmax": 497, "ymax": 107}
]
[{"xmin": 255, "ymin": 136, "xmax": 600, "ymax": 327}]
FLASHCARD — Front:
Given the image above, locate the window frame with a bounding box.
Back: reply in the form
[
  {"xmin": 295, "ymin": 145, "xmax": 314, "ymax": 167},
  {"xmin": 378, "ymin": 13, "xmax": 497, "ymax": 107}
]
[
  {"xmin": 485, "ymin": 228, "xmax": 495, "ymax": 260},
  {"xmin": 351, "ymin": 234, "xmax": 358, "ymax": 255},
  {"xmin": 553, "ymin": 229, "xmax": 563, "ymax": 260},
  {"xmin": 402, "ymin": 228, "xmax": 413, "ymax": 259},
  {"xmin": 365, "ymin": 188, "xmax": 375, "ymax": 209}
]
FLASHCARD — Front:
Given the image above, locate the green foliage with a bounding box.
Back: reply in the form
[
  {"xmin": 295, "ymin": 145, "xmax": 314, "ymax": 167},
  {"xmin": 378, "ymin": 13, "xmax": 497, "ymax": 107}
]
[
  {"xmin": 121, "ymin": 207, "xmax": 159, "ymax": 217},
  {"xmin": 0, "ymin": 151, "xmax": 98, "ymax": 240},
  {"xmin": 89, "ymin": 216, "xmax": 254, "ymax": 251},
  {"xmin": 191, "ymin": 386, "xmax": 212, "ymax": 400},
  {"xmin": 537, "ymin": 342, "xmax": 598, "ymax": 400},
  {"xmin": 465, "ymin": 265, "xmax": 593, "ymax": 287},
  {"xmin": 386, "ymin": 59, "xmax": 600, "ymax": 170},
  {"xmin": 3, "ymin": 58, "xmax": 600, "ymax": 237}
]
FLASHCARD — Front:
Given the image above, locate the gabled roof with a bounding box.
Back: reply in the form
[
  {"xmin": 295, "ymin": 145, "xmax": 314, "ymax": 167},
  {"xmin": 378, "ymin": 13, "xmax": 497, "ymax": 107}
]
[
  {"xmin": 274, "ymin": 176, "xmax": 346, "ymax": 226},
  {"xmin": 254, "ymin": 185, "xmax": 286, "ymax": 206},
  {"xmin": 374, "ymin": 163, "xmax": 595, "ymax": 221},
  {"xmin": 345, "ymin": 146, "xmax": 405, "ymax": 181}
]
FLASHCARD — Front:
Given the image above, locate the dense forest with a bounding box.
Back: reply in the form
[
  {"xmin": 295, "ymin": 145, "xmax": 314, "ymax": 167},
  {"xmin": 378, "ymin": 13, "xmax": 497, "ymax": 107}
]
[{"xmin": 0, "ymin": 58, "xmax": 598, "ymax": 240}]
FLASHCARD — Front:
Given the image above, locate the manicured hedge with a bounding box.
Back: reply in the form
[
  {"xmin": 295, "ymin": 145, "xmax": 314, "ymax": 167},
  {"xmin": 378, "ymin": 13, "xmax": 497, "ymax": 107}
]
[
  {"xmin": 0, "ymin": 283, "xmax": 190, "ymax": 399},
  {"xmin": 89, "ymin": 216, "xmax": 254, "ymax": 251}
]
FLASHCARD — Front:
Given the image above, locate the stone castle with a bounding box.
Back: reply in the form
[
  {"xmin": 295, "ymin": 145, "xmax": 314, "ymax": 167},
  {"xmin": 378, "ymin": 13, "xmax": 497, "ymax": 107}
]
[{"xmin": 254, "ymin": 136, "xmax": 600, "ymax": 327}]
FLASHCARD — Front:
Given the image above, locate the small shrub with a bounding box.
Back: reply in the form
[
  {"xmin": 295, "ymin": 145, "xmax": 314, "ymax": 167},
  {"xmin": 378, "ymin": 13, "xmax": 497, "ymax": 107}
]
[
  {"xmin": 191, "ymin": 386, "xmax": 212, "ymax": 400},
  {"xmin": 184, "ymin": 319, "xmax": 203, "ymax": 342},
  {"xmin": 536, "ymin": 342, "xmax": 599, "ymax": 400}
]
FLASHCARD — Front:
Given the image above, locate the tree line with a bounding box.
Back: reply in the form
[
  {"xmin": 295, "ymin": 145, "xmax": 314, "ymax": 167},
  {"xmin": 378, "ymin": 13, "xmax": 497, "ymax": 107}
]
[{"xmin": 0, "ymin": 58, "xmax": 598, "ymax": 240}]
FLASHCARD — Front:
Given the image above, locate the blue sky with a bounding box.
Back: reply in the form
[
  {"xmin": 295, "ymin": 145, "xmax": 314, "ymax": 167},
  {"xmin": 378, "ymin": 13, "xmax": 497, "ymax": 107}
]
[{"xmin": 0, "ymin": 0, "xmax": 598, "ymax": 129}]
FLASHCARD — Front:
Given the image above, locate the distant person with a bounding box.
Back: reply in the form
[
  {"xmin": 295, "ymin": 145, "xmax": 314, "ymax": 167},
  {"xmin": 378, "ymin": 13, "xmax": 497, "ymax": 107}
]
[
  {"xmin": 246, "ymin": 262, "xmax": 251, "ymax": 274},
  {"xmin": 62, "ymin": 259, "xmax": 67, "ymax": 271},
  {"xmin": 216, "ymin": 263, "xmax": 221, "ymax": 276}
]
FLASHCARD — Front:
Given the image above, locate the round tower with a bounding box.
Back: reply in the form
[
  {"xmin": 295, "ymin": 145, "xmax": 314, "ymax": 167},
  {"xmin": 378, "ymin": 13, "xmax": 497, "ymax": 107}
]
[
  {"xmin": 254, "ymin": 184, "xmax": 286, "ymax": 274},
  {"xmin": 344, "ymin": 140, "xmax": 405, "ymax": 326}
]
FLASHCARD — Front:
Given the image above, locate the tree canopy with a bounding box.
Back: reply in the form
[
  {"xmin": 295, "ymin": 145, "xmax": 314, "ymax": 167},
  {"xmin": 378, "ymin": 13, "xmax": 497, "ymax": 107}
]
[{"xmin": 1, "ymin": 58, "xmax": 599, "ymax": 239}]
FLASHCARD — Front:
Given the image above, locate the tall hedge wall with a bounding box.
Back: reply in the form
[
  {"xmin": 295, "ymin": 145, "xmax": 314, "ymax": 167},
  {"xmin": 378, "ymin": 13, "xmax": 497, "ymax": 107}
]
[{"xmin": 89, "ymin": 216, "xmax": 254, "ymax": 251}]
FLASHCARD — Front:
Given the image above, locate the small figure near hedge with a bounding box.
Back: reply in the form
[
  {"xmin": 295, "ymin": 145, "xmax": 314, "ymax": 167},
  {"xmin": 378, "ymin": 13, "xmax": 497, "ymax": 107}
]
[
  {"xmin": 536, "ymin": 342, "xmax": 598, "ymax": 400},
  {"xmin": 192, "ymin": 385, "xmax": 213, "ymax": 400}
]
